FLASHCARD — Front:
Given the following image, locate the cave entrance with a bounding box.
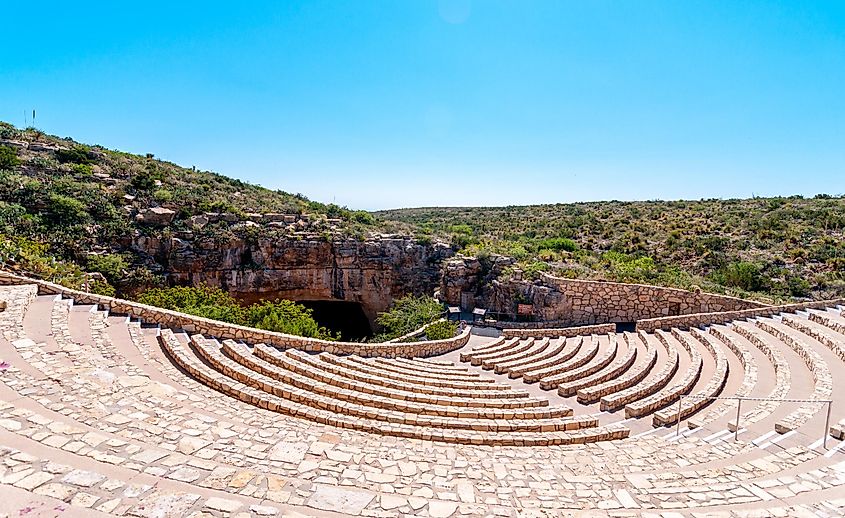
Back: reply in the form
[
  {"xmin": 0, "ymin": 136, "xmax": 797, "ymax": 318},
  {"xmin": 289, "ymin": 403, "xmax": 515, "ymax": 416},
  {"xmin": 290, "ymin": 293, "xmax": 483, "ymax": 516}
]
[{"xmin": 297, "ymin": 300, "xmax": 373, "ymax": 341}]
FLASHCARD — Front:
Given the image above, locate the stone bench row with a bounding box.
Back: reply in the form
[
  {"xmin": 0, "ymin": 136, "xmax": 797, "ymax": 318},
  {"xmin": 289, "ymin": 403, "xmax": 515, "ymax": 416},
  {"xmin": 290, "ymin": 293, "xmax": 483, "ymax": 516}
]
[
  {"xmin": 612, "ymin": 332, "xmax": 679, "ymax": 415},
  {"xmin": 625, "ymin": 329, "xmax": 703, "ymax": 419},
  {"xmin": 277, "ymin": 347, "xmax": 537, "ymax": 403},
  {"xmin": 468, "ymin": 338, "xmax": 536, "ymax": 366},
  {"xmin": 255, "ymin": 344, "xmax": 546, "ymax": 409},
  {"xmin": 809, "ymin": 310, "xmax": 845, "ymax": 338},
  {"xmin": 523, "ymin": 336, "xmax": 599, "ymax": 384},
  {"xmin": 367, "ymin": 357, "xmax": 485, "ymax": 382},
  {"xmin": 687, "ymin": 326, "xmax": 757, "ymax": 429},
  {"xmin": 196, "ymin": 335, "xmax": 585, "ymax": 432},
  {"xmin": 459, "ymin": 337, "xmax": 513, "ymax": 362},
  {"xmin": 394, "ymin": 356, "xmax": 472, "ymax": 374},
  {"xmin": 724, "ymin": 323, "xmax": 791, "ymax": 432},
  {"xmin": 754, "ymin": 319, "xmax": 833, "ymax": 434},
  {"xmin": 558, "ymin": 334, "xmax": 638, "ymax": 397},
  {"xmin": 483, "ymin": 338, "xmax": 550, "ymax": 372},
  {"xmin": 507, "ymin": 337, "xmax": 581, "ymax": 379},
  {"xmin": 652, "ymin": 329, "xmax": 729, "ymax": 426},
  {"xmin": 585, "ymin": 332, "xmax": 657, "ymax": 407},
  {"xmin": 786, "ymin": 314, "xmax": 845, "ymax": 363},
  {"xmin": 323, "ymin": 354, "xmax": 513, "ymax": 391},
  {"xmin": 539, "ymin": 334, "xmax": 619, "ymax": 390},
  {"xmin": 492, "ymin": 337, "xmax": 563, "ymax": 375},
  {"xmin": 222, "ymin": 339, "xmax": 566, "ymax": 422},
  {"xmin": 157, "ymin": 329, "xmax": 629, "ymax": 445}
]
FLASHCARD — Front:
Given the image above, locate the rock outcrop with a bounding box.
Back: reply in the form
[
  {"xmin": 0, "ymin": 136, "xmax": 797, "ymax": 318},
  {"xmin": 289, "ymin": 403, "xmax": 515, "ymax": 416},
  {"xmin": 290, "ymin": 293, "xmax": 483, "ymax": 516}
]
[{"xmin": 131, "ymin": 232, "xmax": 453, "ymax": 325}]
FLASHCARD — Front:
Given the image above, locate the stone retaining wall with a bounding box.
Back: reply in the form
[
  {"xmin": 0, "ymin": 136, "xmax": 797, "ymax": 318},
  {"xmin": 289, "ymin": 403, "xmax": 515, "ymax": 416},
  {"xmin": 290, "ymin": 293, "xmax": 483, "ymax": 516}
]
[
  {"xmin": 502, "ymin": 323, "xmax": 616, "ymax": 339},
  {"xmin": 0, "ymin": 271, "xmax": 470, "ymax": 358},
  {"xmin": 635, "ymin": 299, "xmax": 845, "ymax": 332},
  {"xmin": 537, "ymin": 273, "xmax": 764, "ymax": 325}
]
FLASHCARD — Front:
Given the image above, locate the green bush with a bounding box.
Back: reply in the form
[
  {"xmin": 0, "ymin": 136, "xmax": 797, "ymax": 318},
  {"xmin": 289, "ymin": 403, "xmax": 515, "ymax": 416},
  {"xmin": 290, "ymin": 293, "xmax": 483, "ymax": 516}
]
[
  {"xmin": 375, "ymin": 295, "xmax": 444, "ymax": 340},
  {"xmin": 136, "ymin": 285, "xmax": 336, "ymax": 340},
  {"xmin": 86, "ymin": 253, "xmax": 129, "ymax": 285},
  {"xmin": 536, "ymin": 237, "xmax": 577, "ymax": 252},
  {"xmin": 46, "ymin": 194, "xmax": 89, "ymax": 225},
  {"xmin": 55, "ymin": 146, "xmax": 92, "ymax": 164},
  {"xmin": 0, "ymin": 146, "xmax": 20, "ymax": 169},
  {"xmin": 245, "ymin": 300, "xmax": 336, "ymax": 340},
  {"xmin": 424, "ymin": 320, "xmax": 456, "ymax": 340},
  {"xmin": 714, "ymin": 261, "xmax": 764, "ymax": 292}
]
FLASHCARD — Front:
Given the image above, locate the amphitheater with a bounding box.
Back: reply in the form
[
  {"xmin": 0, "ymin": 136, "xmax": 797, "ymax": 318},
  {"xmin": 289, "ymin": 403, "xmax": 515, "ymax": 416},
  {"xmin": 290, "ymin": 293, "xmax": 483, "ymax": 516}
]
[{"xmin": 1, "ymin": 270, "xmax": 845, "ymax": 517}]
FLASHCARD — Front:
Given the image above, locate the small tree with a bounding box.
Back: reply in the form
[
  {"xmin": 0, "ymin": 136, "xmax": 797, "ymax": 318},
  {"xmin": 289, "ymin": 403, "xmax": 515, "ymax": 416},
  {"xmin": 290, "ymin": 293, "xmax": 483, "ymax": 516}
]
[{"xmin": 376, "ymin": 295, "xmax": 444, "ymax": 339}]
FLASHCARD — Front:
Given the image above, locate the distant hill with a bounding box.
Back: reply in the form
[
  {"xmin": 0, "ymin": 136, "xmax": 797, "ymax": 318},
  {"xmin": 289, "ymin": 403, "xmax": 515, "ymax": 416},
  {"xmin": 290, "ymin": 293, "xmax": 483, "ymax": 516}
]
[{"xmin": 377, "ymin": 196, "xmax": 845, "ymax": 303}]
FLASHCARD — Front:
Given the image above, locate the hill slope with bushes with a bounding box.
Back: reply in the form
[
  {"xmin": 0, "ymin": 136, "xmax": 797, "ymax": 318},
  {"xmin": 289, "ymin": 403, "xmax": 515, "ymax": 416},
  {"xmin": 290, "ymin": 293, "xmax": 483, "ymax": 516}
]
[{"xmin": 377, "ymin": 196, "xmax": 845, "ymax": 303}]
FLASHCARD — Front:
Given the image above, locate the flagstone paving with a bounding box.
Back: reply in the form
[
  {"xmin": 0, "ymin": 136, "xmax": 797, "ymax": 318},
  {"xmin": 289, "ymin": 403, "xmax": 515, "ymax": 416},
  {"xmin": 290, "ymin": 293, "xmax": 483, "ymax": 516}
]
[{"xmin": 0, "ymin": 283, "xmax": 844, "ymax": 516}]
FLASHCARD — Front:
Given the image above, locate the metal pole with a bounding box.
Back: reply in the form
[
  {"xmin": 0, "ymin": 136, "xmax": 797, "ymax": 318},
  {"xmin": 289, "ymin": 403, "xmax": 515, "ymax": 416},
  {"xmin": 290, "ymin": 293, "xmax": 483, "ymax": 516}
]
[
  {"xmin": 824, "ymin": 401, "xmax": 832, "ymax": 450},
  {"xmin": 734, "ymin": 398, "xmax": 742, "ymax": 441},
  {"xmin": 675, "ymin": 396, "xmax": 683, "ymax": 438}
]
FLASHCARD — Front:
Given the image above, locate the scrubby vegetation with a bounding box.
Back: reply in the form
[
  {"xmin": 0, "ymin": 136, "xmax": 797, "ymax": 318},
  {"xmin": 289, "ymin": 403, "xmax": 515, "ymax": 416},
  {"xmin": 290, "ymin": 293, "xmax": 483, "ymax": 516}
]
[
  {"xmin": 424, "ymin": 320, "xmax": 457, "ymax": 341},
  {"xmin": 137, "ymin": 285, "xmax": 337, "ymax": 340},
  {"xmin": 0, "ymin": 122, "xmax": 381, "ymax": 298},
  {"xmin": 373, "ymin": 295, "xmax": 446, "ymax": 342},
  {"xmin": 378, "ymin": 197, "xmax": 845, "ymax": 303}
]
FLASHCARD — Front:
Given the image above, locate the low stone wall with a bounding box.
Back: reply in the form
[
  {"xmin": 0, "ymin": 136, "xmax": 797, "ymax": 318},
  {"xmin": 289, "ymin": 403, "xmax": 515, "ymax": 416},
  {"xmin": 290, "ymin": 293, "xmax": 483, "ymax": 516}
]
[
  {"xmin": 495, "ymin": 319, "xmax": 572, "ymax": 330},
  {"xmin": 0, "ymin": 271, "xmax": 471, "ymax": 358},
  {"xmin": 537, "ymin": 273, "xmax": 764, "ymax": 325},
  {"xmin": 502, "ymin": 323, "xmax": 616, "ymax": 339},
  {"xmin": 635, "ymin": 299, "xmax": 845, "ymax": 332}
]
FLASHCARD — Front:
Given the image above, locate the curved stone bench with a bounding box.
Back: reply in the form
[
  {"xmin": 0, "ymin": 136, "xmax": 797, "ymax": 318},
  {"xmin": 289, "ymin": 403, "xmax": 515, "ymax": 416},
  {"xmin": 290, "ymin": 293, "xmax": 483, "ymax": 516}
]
[
  {"xmin": 605, "ymin": 332, "xmax": 678, "ymax": 413},
  {"xmin": 491, "ymin": 337, "xmax": 565, "ymax": 375},
  {"xmin": 395, "ymin": 357, "xmax": 472, "ymax": 374},
  {"xmin": 158, "ymin": 329, "xmax": 624, "ymax": 445},
  {"xmin": 686, "ymin": 326, "xmax": 757, "ymax": 429},
  {"xmin": 482, "ymin": 337, "xmax": 550, "ymax": 371},
  {"xmin": 507, "ymin": 337, "xmax": 581, "ymax": 379},
  {"xmin": 459, "ymin": 337, "xmax": 514, "ymax": 362},
  {"xmin": 221, "ymin": 339, "xmax": 571, "ymax": 422},
  {"xmin": 559, "ymin": 334, "xmax": 637, "ymax": 397},
  {"xmin": 754, "ymin": 318, "xmax": 833, "ymax": 433},
  {"xmin": 367, "ymin": 357, "xmax": 488, "ymax": 382},
  {"xmin": 193, "ymin": 335, "xmax": 582, "ymax": 432},
  {"xmin": 652, "ymin": 329, "xmax": 729, "ymax": 426},
  {"xmin": 626, "ymin": 330, "xmax": 702, "ymax": 419},
  {"xmin": 785, "ymin": 314, "xmax": 845, "ymax": 363},
  {"xmin": 539, "ymin": 334, "xmax": 618, "ymax": 390},
  {"xmin": 523, "ymin": 336, "xmax": 599, "ymax": 384},
  {"xmin": 325, "ymin": 355, "xmax": 512, "ymax": 391},
  {"xmin": 585, "ymin": 332, "xmax": 657, "ymax": 406},
  {"xmin": 256, "ymin": 345, "xmax": 545, "ymax": 409},
  {"xmin": 724, "ymin": 323, "xmax": 791, "ymax": 431},
  {"xmin": 468, "ymin": 338, "xmax": 536, "ymax": 366}
]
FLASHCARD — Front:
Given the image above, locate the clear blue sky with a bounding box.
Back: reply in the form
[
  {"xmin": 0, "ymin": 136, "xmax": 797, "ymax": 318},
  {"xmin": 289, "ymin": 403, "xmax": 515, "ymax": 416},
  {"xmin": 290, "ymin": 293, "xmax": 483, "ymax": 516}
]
[{"xmin": 2, "ymin": 1, "xmax": 843, "ymax": 210}]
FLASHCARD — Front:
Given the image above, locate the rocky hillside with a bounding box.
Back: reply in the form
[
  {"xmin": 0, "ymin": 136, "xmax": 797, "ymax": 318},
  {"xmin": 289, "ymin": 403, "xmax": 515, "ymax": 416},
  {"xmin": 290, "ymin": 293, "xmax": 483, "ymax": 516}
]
[
  {"xmin": 0, "ymin": 122, "xmax": 387, "ymax": 296},
  {"xmin": 378, "ymin": 196, "xmax": 845, "ymax": 304}
]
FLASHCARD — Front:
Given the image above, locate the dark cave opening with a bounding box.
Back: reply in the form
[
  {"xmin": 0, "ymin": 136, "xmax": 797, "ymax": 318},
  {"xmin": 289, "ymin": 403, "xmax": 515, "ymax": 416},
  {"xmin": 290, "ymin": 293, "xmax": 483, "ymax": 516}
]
[{"xmin": 298, "ymin": 300, "xmax": 373, "ymax": 341}]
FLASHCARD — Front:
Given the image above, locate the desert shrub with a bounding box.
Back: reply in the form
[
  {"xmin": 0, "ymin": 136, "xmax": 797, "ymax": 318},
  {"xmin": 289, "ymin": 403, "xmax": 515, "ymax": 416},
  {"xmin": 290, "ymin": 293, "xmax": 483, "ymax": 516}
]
[
  {"xmin": 245, "ymin": 300, "xmax": 336, "ymax": 340},
  {"xmin": 153, "ymin": 189, "xmax": 173, "ymax": 202},
  {"xmin": 0, "ymin": 146, "xmax": 20, "ymax": 169},
  {"xmin": 350, "ymin": 210, "xmax": 374, "ymax": 225},
  {"xmin": 136, "ymin": 285, "xmax": 335, "ymax": 339},
  {"xmin": 714, "ymin": 261, "xmax": 764, "ymax": 292},
  {"xmin": 424, "ymin": 320, "xmax": 457, "ymax": 340},
  {"xmin": 86, "ymin": 253, "xmax": 129, "ymax": 285},
  {"xmin": 375, "ymin": 295, "xmax": 444, "ymax": 340},
  {"xmin": 70, "ymin": 163, "xmax": 93, "ymax": 176},
  {"xmin": 536, "ymin": 237, "xmax": 577, "ymax": 252},
  {"xmin": 46, "ymin": 194, "xmax": 89, "ymax": 225},
  {"xmin": 55, "ymin": 146, "xmax": 93, "ymax": 164},
  {"xmin": 88, "ymin": 279, "xmax": 116, "ymax": 297}
]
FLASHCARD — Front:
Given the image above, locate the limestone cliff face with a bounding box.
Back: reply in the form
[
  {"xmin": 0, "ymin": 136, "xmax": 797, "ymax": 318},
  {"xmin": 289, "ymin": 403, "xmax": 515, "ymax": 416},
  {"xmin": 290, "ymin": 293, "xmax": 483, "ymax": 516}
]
[{"xmin": 131, "ymin": 233, "xmax": 453, "ymax": 325}]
